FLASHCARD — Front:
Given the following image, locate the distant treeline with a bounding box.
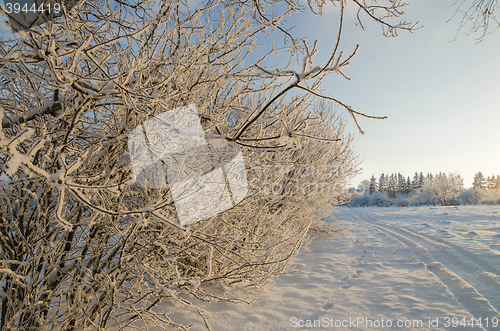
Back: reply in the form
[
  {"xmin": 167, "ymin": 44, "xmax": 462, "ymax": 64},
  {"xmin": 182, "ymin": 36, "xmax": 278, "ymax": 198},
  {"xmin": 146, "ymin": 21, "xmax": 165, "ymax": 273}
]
[{"xmin": 348, "ymin": 172, "xmax": 500, "ymax": 207}]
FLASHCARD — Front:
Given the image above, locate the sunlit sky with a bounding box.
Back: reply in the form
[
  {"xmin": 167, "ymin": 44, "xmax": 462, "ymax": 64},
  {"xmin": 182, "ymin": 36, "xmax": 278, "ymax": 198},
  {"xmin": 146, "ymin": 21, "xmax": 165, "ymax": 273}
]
[{"xmin": 1, "ymin": 1, "xmax": 498, "ymax": 188}]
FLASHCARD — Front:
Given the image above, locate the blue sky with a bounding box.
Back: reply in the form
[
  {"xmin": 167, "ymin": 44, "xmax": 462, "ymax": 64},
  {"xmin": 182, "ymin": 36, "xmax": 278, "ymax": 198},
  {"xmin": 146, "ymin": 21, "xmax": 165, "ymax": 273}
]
[
  {"xmin": 1, "ymin": 1, "xmax": 498, "ymax": 188},
  {"xmin": 284, "ymin": 1, "xmax": 500, "ymax": 188}
]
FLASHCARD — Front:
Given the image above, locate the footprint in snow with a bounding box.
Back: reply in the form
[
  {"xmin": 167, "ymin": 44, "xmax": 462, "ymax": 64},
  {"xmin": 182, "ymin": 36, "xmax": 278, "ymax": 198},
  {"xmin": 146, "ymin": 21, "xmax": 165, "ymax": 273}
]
[
  {"xmin": 342, "ymin": 282, "xmax": 353, "ymax": 289},
  {"xmin": 352, "ymin": 269, "xmax": 364, "ymax": 278},
  {"xmin": 322, "ymin": 300, "xmax": 335, "ymax": 310}
]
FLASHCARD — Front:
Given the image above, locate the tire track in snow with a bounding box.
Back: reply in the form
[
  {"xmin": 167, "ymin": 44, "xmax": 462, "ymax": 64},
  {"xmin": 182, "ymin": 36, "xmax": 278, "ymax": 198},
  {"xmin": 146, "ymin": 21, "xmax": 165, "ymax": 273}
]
[
  {"xmin": 351, "ymin": 210, "xmax": 500, "ymax": 309},
  {"xmin": 392, "ymin": 220, "xmax": 499, "ymax": 276},
  {"xmin": 354, "ymin": 212, "xmax": 500, "ymax": 294},
  {"xmin": 345, "ymin": 209, "xmax": 499, "ymax": 331},
  {"xmin": 352, "ymin": 210, "xmax": 500, "ymax": 305}
]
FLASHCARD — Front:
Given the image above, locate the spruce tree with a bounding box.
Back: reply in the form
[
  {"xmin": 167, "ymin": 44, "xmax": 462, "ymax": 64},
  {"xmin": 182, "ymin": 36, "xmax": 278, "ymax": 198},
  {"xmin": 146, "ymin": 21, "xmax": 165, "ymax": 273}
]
[
  {"xmin": 418, "ymin": 172, "xmax": 425, "ymax": 189},
  {"xmin": 487, "ymin": 175, "xmax": 496, "ymax": 190},
  {"xmin": 426, "ymin": 173, "xmax": 434, "ymax": 185},
  {"xmin": 412, "ymin": 172, "xmax": 419, "ymax": 190},
  {"xmin": 388, "ymin": 174, "xmax": 397, "ymax": 198},
  {"xmin": 369, "ymin": 175, "xmax": 378, "ymax": 195},
  {"xmin": 378, "ymin": 173, "xmax": 387, "ymax": 194},
  {"xmin": 397, "ymin": 173, "xmax": 405, "ymax": 195},
  {"xmin": 473, "ymin": 172, "xmax": 486, "ymax": 189}
]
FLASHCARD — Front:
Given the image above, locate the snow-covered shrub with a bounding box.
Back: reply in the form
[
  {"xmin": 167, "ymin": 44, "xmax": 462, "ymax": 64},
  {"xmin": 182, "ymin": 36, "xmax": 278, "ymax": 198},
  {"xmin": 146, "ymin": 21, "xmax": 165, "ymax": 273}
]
[
  {"xmin": 458, "ymin": 188, "xmax": 500, "ymax": 205},
  {"xmin": 347, "ymin": 192, "xmax": 369, "ymax": 207},
  {"xmin": 346, "ymin": 191, "xmax": 390, "ymax": 207},
  {"xmin": 459, "ymin": 188, "xmax": 482, "ymax": 205},
  {"xmin": 406, "ymin": 190, "xmax": 420, "ymax": 206},
  {"xmin": 0, "ymin": 0, "xmax": 415, "ymax": 328},
  {"xmin": 369, "ymin": 192, "xmax": 391, "ymax": 207},
  {"xmin": 480, "ymin": 189, "xmax": 500, "ymax": 205},
  {"xmin": 393, "ymin": 193, "xmax": 410, "ymax": 207},
  {"xmin": 414, "ymin": 186, "xmax": 438, "ymax": 205}
]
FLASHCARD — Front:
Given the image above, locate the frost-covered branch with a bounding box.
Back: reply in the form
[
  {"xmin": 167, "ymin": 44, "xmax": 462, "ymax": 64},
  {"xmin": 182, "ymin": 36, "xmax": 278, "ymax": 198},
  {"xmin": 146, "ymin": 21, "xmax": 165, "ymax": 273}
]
[
  {"xmin": 350, "ymin": 0, "xmax": 421, "ymax": 37},
  {"xmin": 448, "ymin": 0, "xmax": 500, "ymax": 42},
  {"xmin": 1, "ymin": 90, "xmax": 61, "ymax": 128}
]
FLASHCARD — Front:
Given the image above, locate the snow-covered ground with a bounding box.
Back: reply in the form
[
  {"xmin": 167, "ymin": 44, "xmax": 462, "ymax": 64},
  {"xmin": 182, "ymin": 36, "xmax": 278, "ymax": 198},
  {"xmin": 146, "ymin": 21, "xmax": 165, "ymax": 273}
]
[{"xmin": 155, "ymin": 205, "xmax": 500, "ymax": 330}]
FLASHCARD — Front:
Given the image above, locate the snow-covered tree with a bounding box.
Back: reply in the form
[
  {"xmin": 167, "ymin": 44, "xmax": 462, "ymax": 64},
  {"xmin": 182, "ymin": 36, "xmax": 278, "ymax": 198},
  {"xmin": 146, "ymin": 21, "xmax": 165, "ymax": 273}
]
[
  {"xmin": 369, "ymin": 175, "xmax": 377, "ymax": 195},
  {"xmin": 426, "ymin": 173, "xmax": 434, "ymax": 185},
  {"xmin": 0, "ymin": 0, "xmax": 416, "ymax": 329},
  {"xmin": 411, "ymin": 172, "xmax": 418, "ymax": 189},
  {"xmin": 397, "ymin": 173, "xmax": 406, "ymax": 194},
  {"xmin": 387, "ymin": 174, "xmax": 397, "ymax": 198},
  {"xmin": 358, "ymin": 179, "xmax": 371, "ymax": 191},
  {"xmin": 473, "ymin": 171, "xmax": 487, "ymax": 189},
  {"xmin": 378, "ymin": 173, "xmax": 388, "ymax": 194},
  {"xmin": 486, "ymin": 175, "xmax": 496, "ymax": 190},
  {"xmin": 426, "ymin": 172, "xmax": 464, "ymax": 206},
  {"xmin": 418, "ymin": 172, "xmax": 425, "ymax": 189}
]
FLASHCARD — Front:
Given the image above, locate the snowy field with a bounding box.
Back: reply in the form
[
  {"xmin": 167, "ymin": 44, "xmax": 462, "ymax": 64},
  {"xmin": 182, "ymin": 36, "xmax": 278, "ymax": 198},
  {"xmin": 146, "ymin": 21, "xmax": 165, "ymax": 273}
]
[{"xmin": 152, "ymin": 205, "xmax": 500, "ymax": 330}]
